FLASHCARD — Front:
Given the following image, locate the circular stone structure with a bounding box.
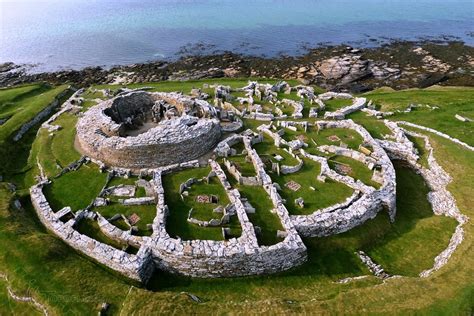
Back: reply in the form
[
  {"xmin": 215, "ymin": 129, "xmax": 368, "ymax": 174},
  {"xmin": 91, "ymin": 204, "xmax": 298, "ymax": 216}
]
[{"xmin": 76, "ymin": 91, "xmax": 222, "ymax": 169}]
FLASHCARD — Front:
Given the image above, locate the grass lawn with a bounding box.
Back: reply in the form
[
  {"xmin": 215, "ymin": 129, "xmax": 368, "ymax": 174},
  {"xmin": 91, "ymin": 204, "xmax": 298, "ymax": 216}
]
[
  {"xmin": 162, "ymin": 167, "xmax": 241, "ymax": 240},
  {"xmin": 365, "ymin": 161, "xmax": 458, "ymax": 275},
  {"xmin": 363, "ymin": 86, "xmax": 474, "ymax": 145},
  {"xmin": 0, "ymin": 84, "xmax": 70, "ymax": 177},
  {"xmin": 328, "ymin": 155, "xmax": 381, "ymax": 189},
  {"xmin": 305, "ymin": 126, "xmax": 364, "ymax": 151},
  {"xmin": 406, "ymin": 134, "xmax": 430, "ymax": 168},
  {"xmin": 270, "ymin": 157, "xmax": 354, "ymax": 215},
  {"xmin": 219, "ymin": 162, "xmax": 285, "ymax": 246},
  {"xmin": 253, "ymin": 135, "xmax": 299, "ymax": 165},
  {"xmin": 0, "ymin": 84, "xmax": 69, "ymax": 142},
  {"xmin": 0, "ymin": 184, "xmax": 134, "ymax": 315},
  {"xmin": 323, "ymin": 98, "xmax": 353, "ymax": 112},
  {"xmin": 43, "ymin": 164, "xmax": 107, "ymax": 212},
  {"xmin": 0, "ymin": 84, "xmax": 49, "ymax": 118},
  {"xmin": 107, "ymin": 176, "xmax": 138, "ymax": 188},
  {"xmin": 94, "ymin": 203, "xmax": 155, "ymax": 236},
  {"xmin": 74, "ymin": 218, "xmax": 127, "ymax": 250},
  {"xmin": 23, "ymin": 112, "xmax": 81, "ymax": 183},
  {"xmin": 238, "ymin": 185, "xmax": 284, "ymax": 246},
  {"xmin": 347, "ymin": 111, "xmax": 392, "ymax": 139},
  {"xmin": 225, "ymin": 155, "xmax": 256, "ymax": 177},
  {"xmin": 0, "ymin": 277, "xmax": 43, "ymax": 315}
]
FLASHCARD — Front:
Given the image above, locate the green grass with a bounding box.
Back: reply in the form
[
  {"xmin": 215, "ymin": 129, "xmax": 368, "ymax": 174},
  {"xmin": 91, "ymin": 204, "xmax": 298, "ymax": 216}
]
[
  {"xmin": 225, "ymin": 155, "xmax": 256, "ymax": 177},
  {"xmin": 406, "ymin": 134, "xmax": 430, "ymax": 168},
  {"xmin": 323, "ymin": 98, "xmax": 353, "ymax": 112},
  {"xmin": 107, "ymin": 176, "xmax": 138, "ymax": 187},
  {"xmin": 365, "ymin": 161, "xmax": 458, "ymax": 275},
  {"xmin": 0, "ymin": 84, "xmax": 70, "ymax": 177},
  {"xmin": 271, "ymin": 157, "xmax": 354, "ymax": 215},
  {"xmin": 0, "ymin": 185, "xmax": 134, "ymax": 315},
  {"xmin": 162, "ymin": 167, "xmax": 240, "ymax": 240},
  {"xmin": 0, "ymin": 84, "xmax": 68, "ymax": 142},
  {"xmin": 21, "ymin": 112, "xmax": 81, "ymax": 186},
  {"xmin": 218, "ymin": 162, "xmax": 284, "ymax": 246},
  {"xmin": 74, "ymin": 218, "xmax": 127, "ymax": 250},
  {"xmin": 0, "ymin": 278, "xmax": 44, "ymax": 315},
  {"xmin": 304, "ymin": 126, "xmax": 364, "ymax": 151},
  {"xmin": 363, "ymin": 86, "xmax": 474, "ymax": 145},
  {"xmin": 347, "ymin": 111, "xmax": 392, "ymax": 139},
  {"xmin": 94, "ymin": 203, "xmax": 155, "ymax": 236},
  {"xmin": 43, "ymin": 164, "xmax": 107, "ymax": 212},
  {"xmin": 328, "ymin": 155, "xmax": 381, "ymax": 189},
  {"xmin": 253, "ymin": 135, "xmax": 299, "ymax": 165},
  {"xmin": 0, "ymin": 84, "xmax": 47, "ymax": 117},
  {"xmin": 237, "ymin": 185, "xmax": 283, "ymax": 246}
]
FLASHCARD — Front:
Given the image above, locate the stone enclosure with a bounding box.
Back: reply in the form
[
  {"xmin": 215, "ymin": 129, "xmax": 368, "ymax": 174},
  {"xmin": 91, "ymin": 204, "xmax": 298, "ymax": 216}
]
[
  {"xmin": 30, "ymin": 81, "xmax": 468, "ymax": 284},
  {"xmin": 76, "ymin": 91, "xmax": 222, "ymax": 169}
]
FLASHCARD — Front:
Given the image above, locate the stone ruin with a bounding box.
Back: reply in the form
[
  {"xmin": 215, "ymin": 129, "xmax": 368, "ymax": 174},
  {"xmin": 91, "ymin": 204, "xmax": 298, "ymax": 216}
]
[
  {"xmin": 29, "ymin": 81, "xmax": 469, "ymax": 284},
  {"xmin": 76, "ymin": 91, "xmax": 222, "ymax": 169}
]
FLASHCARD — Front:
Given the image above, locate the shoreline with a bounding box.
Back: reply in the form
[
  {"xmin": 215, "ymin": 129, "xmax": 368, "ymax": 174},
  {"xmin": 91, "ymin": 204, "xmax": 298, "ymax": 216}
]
[{"xmin": 1, "ymin": 40, "xmax": 473, "ymax": 92}]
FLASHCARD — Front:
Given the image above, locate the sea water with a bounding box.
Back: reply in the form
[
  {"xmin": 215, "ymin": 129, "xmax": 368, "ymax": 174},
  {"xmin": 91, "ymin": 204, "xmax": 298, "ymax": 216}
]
[{"xmin": 0, "ymin": 0, "xmax": 472, "ymax": 72}]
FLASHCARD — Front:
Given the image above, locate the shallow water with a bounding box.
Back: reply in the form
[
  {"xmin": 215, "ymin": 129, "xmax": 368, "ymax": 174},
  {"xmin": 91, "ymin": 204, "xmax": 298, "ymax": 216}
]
[{"xmin": 0, "ymin": 0, "xmax": 472, "ymax": 72}]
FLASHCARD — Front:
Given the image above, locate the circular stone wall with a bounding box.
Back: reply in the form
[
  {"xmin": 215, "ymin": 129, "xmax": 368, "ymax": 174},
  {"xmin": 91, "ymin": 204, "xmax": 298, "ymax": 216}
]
[{"xmin": 76, "ymin": 91, "xmax": 222, "ymax": 169}]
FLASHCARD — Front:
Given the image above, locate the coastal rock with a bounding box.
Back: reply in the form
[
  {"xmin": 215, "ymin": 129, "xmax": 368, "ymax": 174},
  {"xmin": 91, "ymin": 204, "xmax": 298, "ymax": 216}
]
[{"xmin": 319, "ymin": 55, "xmax": 371, "ymax": 83}]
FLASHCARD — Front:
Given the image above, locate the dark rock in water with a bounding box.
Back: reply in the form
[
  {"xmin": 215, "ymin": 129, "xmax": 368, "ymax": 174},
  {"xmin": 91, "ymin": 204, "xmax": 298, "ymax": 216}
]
[
  {"xmin": 418, "ymin": 73, "xmax": 448, "ymax": 88},
  {"xmin": 0, "ymin": 62, "xmax": 18, "ymax": 73}
]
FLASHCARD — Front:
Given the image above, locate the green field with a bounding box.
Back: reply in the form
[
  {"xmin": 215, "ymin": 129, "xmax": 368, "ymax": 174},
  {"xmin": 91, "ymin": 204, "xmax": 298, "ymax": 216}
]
[{"xmin": 0, "ymin": 79, "xmax": 472, "ymax": 315}]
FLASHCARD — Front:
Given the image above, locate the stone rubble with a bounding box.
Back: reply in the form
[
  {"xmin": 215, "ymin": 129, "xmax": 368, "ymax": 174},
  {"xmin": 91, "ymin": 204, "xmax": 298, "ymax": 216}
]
[
  {"xmin": 41, "ymin": 88, "xmax": 84, "ymax": 132},
  {"xmin": 356, "ymin": 251, "xmax": 391, "ymax": 279},
  {"xmin": 14, "ymin": 88, "xmax": 72, "ymax": 141}
]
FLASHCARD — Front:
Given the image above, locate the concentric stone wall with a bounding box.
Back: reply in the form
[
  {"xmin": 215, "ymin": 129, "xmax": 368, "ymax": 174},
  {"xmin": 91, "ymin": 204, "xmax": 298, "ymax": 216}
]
[{"xmin": 76, "ymin": 91, "xmax": 222, "ymax": 169}]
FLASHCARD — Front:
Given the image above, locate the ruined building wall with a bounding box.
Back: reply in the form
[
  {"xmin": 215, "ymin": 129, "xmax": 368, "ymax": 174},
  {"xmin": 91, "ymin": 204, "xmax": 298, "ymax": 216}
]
[{"xmin": 76, "ymin": 92, "xmax": 223, "ymax": 169}]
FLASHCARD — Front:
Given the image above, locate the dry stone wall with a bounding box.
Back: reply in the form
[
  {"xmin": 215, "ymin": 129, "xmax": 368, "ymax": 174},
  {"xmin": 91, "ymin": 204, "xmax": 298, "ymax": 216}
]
[
  {"xmin": 290, "ymin": 119, "xmax": 396, "ymax": 237},
  {"xmin": 76, "ymin": 91, "xmax": 222, "ymax": 169},
  {"xmin": 30, "ymin": 182, "xmax": 154, "ymax": 283},
  {"xmin": 146, "ymin": 158, "xmax": 307, "ymax": 278},
  {"xmin": 14, "ymin": 88, "xmax": 72, "ymax": 141},
  {"xmin": 377, "ymin": 123, "xmax": 469, "ymax": 277}
]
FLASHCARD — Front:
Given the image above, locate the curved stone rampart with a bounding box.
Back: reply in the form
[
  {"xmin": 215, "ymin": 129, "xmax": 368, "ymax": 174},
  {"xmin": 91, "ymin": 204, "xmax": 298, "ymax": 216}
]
[
  {"xmin": 76, "ymin": 91, "xmax": 222, "ymax": 169},
  {"xmin": 378, "ymin": 124, "xmax": 468, "ymax": 277},
  {"xmin": 289, "ymin": 120, "xmax": 396, "ymax": 237},
  {"xmin": 30, "ymin": 183, "xmax": 153, "ymax": 283}
]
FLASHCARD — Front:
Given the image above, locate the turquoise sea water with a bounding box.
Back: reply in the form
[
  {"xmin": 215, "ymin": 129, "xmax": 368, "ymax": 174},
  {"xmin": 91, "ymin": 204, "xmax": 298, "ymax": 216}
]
[{"xmin": 0, "ymin": 0, "xmax": 473, "ymax": 72}]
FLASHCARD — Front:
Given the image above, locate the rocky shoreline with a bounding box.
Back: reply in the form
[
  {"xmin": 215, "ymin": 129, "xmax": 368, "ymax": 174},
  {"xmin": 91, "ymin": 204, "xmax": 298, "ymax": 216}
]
[{"xmin": 1, "ymin": 41, "xmax": 473, "ymax": 92}]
